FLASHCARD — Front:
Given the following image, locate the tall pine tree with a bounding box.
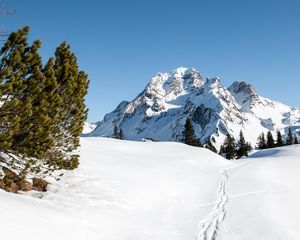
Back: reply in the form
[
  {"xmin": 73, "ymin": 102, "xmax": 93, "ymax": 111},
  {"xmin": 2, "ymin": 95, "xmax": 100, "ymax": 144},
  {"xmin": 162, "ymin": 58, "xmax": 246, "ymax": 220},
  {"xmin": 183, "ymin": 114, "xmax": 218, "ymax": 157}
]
[
  {"xmin": 223, "ymin": 134, "xmax": 236, "ymax": 160},
  {"xmin": 266, "ymin": 131, "xmax": 275, "ymax": 149},
  {"xmin": 182, "ymin": 118, "xmax": 202, "ymax": 147},
  {"xmin": 276, "ymin": 130, "xmax": 284, "ymax": 147},
  {"xmin": 286, "ymin": 127, "xmax": 293, "ymax": 145},
  {"xmin": 257, "ymin": 132, "xmax": 267, "ymax": 149},
  {"xmin": 113, "ymin": 125, "xmax": 119, "ymax": 139},
  {"xmin": 10, "ymin": 39, "xmax": 55, "ymax": 157},
  {"xmin": 119, "ymin": 129, "xmax": 124, "ymax": 140},
  {"xmin": 52, "ymin": 42, "xmax": 89, "ymax": 168},
  {"xmin": 236, "ymin": 130, "xmax": 248, "ymax": 158}
]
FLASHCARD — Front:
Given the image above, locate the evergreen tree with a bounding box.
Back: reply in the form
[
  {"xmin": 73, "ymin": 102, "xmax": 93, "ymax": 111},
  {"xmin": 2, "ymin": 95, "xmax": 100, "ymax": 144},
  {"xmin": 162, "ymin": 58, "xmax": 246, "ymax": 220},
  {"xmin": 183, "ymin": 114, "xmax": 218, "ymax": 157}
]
[
  {"xmin": 182, "ymin": 118, "xmax": 202, "ymax": 147},
  {"xmin": 119, "ymin": 129, "xmax": 124, "ymax": 140},
  {"xmin": 52, "ymin": 42, "xmax": 89, "ymax": 168},
  {"xmin": 257, "ymin": 132, "xmax": 267, "ymax": 149},
  {"xmin": 0, "ymin": 26, "xmax": 89, "ymax": 174},
  {"xmin": 223, "ymin": 134, "xmax": 236, "ymax": 160},
  {"xmin": 276, "ymin": 130, "xmax": 284, "ymax": 147},
  {"xmin": 286, "ymin": 127, "xmax": 293, "ymax": 145},
  {"xmin": 266, "ymin": 131, "xmax": 275, "ymax": 149},
  {"xmin": 113, "ymin": 125, "xmax": 119, "ymax": 139},
  {"xmin": 41, "ymin": 57, "xmax": 63, "ymax": 162},
  {"xmin": 294, "ymin": 135, "xmax": 299, "ymax": 144},
  {"xmin": 236, "ymin": 130, "xmax": 248, "ymax": 158},
  {"xmin": 10, "ymin": 39, "xmax": 56, "ymax": 158},
  {"xmin": 204, "ymin": 139, "xmax": 217, "ymax": 153},
  {"xmin": 0, "ymin": 26, "xmax": 30, "ymax": 151},
  {"xmin": 219, "ymin": 144, "xmax": 226, "ymax": 156}
]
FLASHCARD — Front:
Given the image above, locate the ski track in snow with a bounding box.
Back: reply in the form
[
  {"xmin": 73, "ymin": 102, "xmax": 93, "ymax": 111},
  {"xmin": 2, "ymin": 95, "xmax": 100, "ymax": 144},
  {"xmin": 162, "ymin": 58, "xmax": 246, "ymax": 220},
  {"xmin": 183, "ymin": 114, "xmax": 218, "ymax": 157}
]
[
  {"xmin": 197, "ymin": 169, "xmax": 229, "ymax": 240},
  {"xmin": 195, "ymin": 157, "xmax": 290, "ymax": 240}
]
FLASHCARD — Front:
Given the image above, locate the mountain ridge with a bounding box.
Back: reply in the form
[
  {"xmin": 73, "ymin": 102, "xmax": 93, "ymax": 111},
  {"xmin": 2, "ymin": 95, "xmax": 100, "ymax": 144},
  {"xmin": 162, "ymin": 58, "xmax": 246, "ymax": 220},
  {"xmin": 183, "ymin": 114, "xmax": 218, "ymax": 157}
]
[{"xmin": 86, "ymin": 67, "xmax": 300, "ymax": 148}]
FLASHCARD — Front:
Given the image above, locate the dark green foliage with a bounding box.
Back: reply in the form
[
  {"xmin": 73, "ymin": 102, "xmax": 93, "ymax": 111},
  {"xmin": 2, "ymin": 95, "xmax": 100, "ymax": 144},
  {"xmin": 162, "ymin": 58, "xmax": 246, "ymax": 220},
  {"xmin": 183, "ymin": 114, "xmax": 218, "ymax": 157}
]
[
  {"xmin": 51, "ymin": 41, "xmax": 89, "ymax": 165},
  {"xmin": 182, "ymin": 118, "xmax": 202, "ymax": 147},
  {"xmin": 113, "ymin": 125, "xmax": 118, "ymax": 139},
  {"xmin": 236, "ymin": 130, "xmax": 249, "ymax": 158},
  {"xmin": 113, "ymin": 125, "xmax": 124, "ymax": 140},
  {"xmin": 294, "ymin": 135, "xmax": 299, "ymax": 144},
  {"xmin": 222, "ymin": 134, "xmax": 236, "ymax": 160},
  {"xmin": 0, "ymin": 27, "xmax": 89, "ymax": 174},
  {"xmin": 53, "ymin": 42, "xmax": 88, "ymax": 148},
  {"xmin": 119, "ymin": 129, "xmax": 124, "ymax": 140},
  {"xmin": 257, "ymin": 132, "xmax": 267, "ymax": 149},
  {"xmin": 0, "ymin": 26, "xmax": 30, "ymax": 151},
  {"xmin": 276, "ymin": 130, "xmax": 284, "ymax": 147},
  {"xmin": 286, "ymin": 127, "xmax": 293, "ymax": 145},
  {"xmin": 266, "ymin": 131, "xmax": 275, "ymax": 149},
  {"xmin": 9, "ymin": 39, "xmax": 56, "ymax": 158},
  {"xmin": 204, "ymin": 139, "xmax": 217, "ymax": 153}
]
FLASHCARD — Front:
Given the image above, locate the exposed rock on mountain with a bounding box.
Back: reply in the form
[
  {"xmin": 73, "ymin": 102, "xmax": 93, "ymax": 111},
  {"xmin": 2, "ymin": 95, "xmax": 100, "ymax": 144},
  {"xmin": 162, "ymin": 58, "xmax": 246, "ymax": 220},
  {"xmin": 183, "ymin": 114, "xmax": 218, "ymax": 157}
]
[{"xmin": 87, "ymin": 67, "xmax": 300, "ymax": 148}]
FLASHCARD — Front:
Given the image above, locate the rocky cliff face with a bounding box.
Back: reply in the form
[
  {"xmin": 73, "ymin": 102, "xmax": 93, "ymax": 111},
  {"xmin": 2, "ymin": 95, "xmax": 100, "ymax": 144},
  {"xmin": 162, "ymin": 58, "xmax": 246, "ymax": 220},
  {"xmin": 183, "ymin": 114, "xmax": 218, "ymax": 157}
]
[{"xmin": 87, "ymin": 67, "xmax": 300, "ymax": 149}]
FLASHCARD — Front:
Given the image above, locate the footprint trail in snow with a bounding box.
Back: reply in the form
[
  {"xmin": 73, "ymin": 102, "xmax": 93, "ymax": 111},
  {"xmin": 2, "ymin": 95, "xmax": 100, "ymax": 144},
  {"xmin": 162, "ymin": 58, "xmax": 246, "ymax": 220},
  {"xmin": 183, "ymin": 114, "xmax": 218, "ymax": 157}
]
[{"xmin": 197, "ymin": 169, "xmax": 229, "ymax": 240}]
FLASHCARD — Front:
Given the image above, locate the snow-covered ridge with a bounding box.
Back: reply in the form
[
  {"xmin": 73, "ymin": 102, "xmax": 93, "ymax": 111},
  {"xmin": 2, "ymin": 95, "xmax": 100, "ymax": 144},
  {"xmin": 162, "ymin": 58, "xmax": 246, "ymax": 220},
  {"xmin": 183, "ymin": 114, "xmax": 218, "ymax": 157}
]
[{"xmin": 88, "ymin": 67, "xmax": 300, "ymax": 148}]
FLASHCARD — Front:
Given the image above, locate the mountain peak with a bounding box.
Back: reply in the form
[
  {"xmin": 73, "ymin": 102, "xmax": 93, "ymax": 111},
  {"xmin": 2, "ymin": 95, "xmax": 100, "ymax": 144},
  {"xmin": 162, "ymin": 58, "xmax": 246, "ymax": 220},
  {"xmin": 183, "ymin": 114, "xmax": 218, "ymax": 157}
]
[
  {"xmin": 228, "ymin": 81, "xmax": 257, "ymax": 95},
  {"xmin": 145, "ymin": 67, "xmax": 204, "ymax": 101},
  {"xmin": 88, "ymin": 68, "xmax": 300, "ymax": 149},
  {"xmin": 228, "ymin": 81, "xmax": 261, "ymax": 111}
]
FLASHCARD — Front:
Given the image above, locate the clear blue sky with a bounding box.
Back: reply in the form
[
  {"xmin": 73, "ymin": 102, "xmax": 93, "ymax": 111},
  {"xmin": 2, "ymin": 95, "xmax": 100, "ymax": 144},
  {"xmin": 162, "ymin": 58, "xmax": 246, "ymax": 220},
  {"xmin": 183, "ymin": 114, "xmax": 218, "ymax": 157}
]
[{"xmin": 1, "ymin": 0, "xmax": 300, "ymax": 122}]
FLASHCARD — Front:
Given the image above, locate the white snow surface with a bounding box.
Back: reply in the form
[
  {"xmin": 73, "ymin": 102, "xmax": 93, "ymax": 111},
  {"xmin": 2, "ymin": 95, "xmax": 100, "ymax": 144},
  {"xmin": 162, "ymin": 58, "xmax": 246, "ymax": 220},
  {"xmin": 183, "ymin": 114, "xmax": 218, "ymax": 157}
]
[
  {"xmin": 1, "ymin": 138, "xmax": 300, "ymax": 239},
  {"xmin": 82, "ymin": 122, "xmax": 97, "ymax": 134}
]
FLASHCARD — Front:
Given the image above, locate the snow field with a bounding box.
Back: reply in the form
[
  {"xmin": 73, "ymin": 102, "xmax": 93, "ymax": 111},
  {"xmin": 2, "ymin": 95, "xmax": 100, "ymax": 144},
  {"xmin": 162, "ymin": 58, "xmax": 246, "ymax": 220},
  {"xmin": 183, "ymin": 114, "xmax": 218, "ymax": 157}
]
[{"xmin": 1, "ymin": 138, "xmax": 300, "ymax": 240}]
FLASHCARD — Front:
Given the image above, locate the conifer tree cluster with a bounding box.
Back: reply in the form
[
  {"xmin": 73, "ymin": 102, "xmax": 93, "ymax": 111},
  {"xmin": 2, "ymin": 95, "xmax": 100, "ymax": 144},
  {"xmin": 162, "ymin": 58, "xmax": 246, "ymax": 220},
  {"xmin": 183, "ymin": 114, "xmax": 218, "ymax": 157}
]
[
  {"xmin": 113, "ymin": 125, "xmax": 124, "ymax": 140},
  {"xmin": 0, "ymin": 26, "xmax": 89, "ymax": 173},
  {"xmin": 204, "ymin": 139, "xmax": 217, "ymax": 153},
  {"xmin": 256, "ymin": 127, "xmax": 299, "ymax": 150},
  {"xmin": 219, "ymin": 130, "xmax": 252, "ymax": 160},
  {"xmin": 181, "ymin": 118, "xmax": 202, "ymax": 147}
]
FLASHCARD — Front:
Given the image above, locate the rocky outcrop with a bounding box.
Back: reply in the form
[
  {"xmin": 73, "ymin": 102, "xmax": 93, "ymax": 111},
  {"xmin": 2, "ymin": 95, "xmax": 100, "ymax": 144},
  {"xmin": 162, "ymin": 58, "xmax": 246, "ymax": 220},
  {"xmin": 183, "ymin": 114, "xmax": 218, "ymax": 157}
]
[
  {"xmin": 0, "ymin": 167, "xmax": 47, "ymax": 193},
  {"xmin": 32, "ymin": 178, "xmax": 48, "ymax": 192}
]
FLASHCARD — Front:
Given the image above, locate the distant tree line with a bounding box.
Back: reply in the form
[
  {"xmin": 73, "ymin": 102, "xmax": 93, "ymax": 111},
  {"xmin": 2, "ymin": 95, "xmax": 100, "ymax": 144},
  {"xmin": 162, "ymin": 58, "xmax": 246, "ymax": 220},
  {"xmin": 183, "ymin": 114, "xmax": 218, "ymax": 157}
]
[
  {"xmin": 0, "ymin": 26, "xmax": 89, "ymax": 175},
  {"xmin": 113, "ymin": 125, "xmax": 124, "ymax": 140},
  {"xmin": 257, "ymin": 127, "xmax": 298, "ymax": 149},
  {"xmin": 181, "ymin": 118, "xmax": 299, "ymax": 160}
]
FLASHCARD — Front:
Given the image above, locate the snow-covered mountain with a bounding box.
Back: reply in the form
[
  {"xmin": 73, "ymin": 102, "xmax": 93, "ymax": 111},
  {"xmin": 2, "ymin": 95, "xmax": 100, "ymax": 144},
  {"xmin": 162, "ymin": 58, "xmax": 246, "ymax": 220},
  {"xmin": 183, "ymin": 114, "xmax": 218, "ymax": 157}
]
[
  {"xmin": 82, "ymin": 122, "xmax": 97, "ymax": 134},
  {"xmin": 88, "ymin": 67, "xmax": 300, "ymax": 148}
]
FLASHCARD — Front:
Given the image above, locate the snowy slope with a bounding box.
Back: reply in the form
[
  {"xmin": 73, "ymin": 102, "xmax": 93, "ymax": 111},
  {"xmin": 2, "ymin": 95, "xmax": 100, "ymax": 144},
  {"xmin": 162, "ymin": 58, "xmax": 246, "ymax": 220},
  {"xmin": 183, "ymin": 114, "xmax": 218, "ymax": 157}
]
[
  {"xmin": 88, "ymin": 67, "xmax": 300, "ymax": 149},
  {"xmin": 0, "ymin": 138, "xmax": 229, "ymax": 240},
  {"xmin": 82, "ymin": 122, "xmax": 97, "ymax": 134},
  {"xmin": 218, "ymin": 145, "xmax": 300, "ymax": 240},
  {"xmin": 1, "ymin": 138, "xmax": 300, "ymax": 240}
]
